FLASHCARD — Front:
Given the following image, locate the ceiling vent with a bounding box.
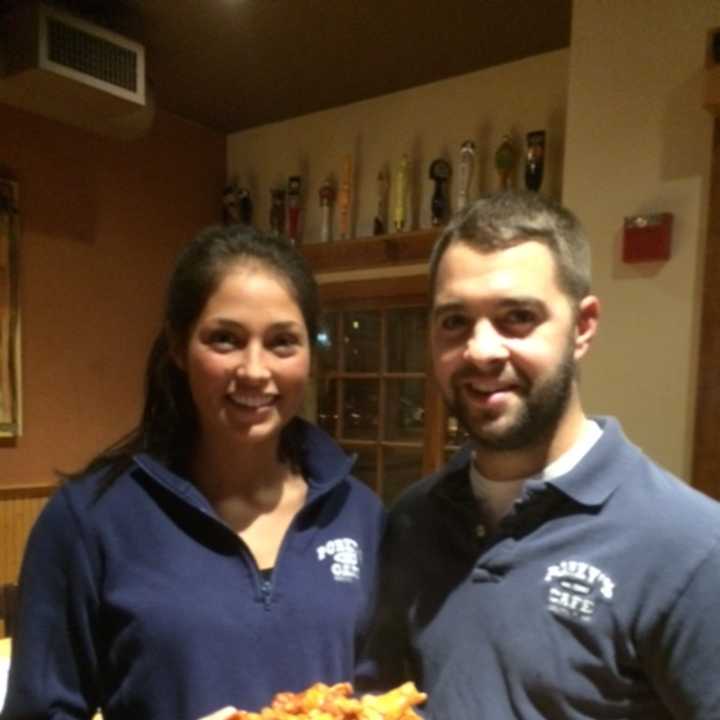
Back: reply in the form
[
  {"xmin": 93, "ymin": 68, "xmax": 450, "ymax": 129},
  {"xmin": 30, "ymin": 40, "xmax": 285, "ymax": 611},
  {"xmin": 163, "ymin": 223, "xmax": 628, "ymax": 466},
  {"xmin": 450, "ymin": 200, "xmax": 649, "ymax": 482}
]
[{"xmin": 0, "ymin": 2, "xmax": 147, "ymax": 134}]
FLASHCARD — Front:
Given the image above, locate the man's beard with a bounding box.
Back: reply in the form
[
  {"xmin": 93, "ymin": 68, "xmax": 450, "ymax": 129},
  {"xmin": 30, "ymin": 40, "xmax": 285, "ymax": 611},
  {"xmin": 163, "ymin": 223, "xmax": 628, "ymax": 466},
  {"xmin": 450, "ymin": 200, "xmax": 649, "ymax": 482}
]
[{"xmin": 449, "ymin": 340, "xmax": 576, "ymax": 452}]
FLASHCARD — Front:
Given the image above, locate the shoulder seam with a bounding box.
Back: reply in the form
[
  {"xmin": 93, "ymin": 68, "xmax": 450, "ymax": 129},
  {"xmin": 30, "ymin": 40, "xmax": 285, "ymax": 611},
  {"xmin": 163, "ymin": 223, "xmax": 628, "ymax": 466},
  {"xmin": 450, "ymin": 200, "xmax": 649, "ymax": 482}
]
[{"xmin": 665, "ymin": 528, "xmax": 720, "ymax": 615}]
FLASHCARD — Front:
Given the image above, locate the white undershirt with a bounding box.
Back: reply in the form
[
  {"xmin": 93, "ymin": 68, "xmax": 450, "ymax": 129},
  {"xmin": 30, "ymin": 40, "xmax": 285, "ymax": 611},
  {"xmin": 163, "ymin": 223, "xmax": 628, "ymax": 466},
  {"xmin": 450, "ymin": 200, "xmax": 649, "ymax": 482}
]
[{"xmin": 470, "ymin": 418, "xmax": 603, "ymax": 530}]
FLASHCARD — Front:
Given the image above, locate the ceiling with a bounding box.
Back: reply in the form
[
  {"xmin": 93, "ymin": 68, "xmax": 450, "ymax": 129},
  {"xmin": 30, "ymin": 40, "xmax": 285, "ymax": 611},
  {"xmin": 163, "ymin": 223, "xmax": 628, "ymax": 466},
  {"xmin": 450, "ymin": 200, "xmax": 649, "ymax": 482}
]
[{"xmin": 1, "ymin": 0, "xmax": 572, "ymax": 133}]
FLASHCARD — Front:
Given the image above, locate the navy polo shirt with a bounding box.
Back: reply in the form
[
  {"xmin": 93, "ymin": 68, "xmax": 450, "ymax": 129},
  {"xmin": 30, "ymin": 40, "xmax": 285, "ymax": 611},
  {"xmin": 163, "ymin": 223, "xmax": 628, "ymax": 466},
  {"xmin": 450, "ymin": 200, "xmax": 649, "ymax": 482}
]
[{"xmin": 357, "ymin": 417, "xmax": 720, "ymax": 719}]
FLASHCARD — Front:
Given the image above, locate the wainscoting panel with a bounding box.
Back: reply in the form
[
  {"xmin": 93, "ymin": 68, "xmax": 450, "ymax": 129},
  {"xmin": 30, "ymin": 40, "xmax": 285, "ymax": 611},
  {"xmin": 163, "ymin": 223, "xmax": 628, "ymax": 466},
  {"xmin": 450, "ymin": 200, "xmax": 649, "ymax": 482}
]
[{"xmin": 0, "ymin": 486, "xmax": 54, "ymax": 585}]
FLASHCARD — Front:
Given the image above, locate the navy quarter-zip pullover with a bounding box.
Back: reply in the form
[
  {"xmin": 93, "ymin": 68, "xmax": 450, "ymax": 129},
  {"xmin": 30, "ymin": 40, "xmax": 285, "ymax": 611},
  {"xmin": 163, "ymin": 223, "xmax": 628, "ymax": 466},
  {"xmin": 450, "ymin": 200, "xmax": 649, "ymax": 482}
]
[{"xmin": 3, "ymin": 420, "xmax": 385, "ymax": 720}]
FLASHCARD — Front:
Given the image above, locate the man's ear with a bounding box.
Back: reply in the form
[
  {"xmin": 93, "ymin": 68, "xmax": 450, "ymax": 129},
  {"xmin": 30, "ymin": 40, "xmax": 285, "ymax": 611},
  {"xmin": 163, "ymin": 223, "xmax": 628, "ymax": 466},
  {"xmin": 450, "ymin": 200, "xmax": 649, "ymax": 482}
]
[{"xmin": 574, "ymin": 295, "xmax": 600, "ymax": 360}]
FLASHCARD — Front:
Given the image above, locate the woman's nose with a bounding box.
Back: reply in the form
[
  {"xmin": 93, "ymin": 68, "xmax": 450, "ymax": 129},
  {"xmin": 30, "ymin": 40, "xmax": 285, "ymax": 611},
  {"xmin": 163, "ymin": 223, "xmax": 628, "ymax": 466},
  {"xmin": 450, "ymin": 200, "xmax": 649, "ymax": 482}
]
[{"xmin": 236, "ymin": 346, "xmax": 271, "ymax": 380}]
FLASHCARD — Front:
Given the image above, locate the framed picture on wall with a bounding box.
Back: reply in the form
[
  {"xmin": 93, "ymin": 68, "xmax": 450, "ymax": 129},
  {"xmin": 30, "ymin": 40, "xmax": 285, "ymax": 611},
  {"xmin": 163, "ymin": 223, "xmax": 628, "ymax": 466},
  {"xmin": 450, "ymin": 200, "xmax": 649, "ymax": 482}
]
[{"xmin": 0, "ymin": 178, "xmax": 21, "ymax": 438}]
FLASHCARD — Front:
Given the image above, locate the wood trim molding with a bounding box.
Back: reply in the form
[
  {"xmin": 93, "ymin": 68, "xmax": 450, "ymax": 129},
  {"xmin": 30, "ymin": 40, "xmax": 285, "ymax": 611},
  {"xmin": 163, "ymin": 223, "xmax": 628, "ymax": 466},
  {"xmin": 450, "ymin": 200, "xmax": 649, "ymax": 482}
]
[
  {"xmin": 0, "ymin": 484, "xmax": 56, "ymax": 500},
  {"xmin": 692, "ymin": 117, "xmax": 720, "ymax": 500},
  {"xmin": 319, "ymin": 275, "xmax": 428, "ymax": 304},
  {"xmin": 301, "ymin": 229, "xmax": 438, "ymax": 273},
  {"xmin": 704, "ymin": 28, "xmax": 720, "ymax": 117}
]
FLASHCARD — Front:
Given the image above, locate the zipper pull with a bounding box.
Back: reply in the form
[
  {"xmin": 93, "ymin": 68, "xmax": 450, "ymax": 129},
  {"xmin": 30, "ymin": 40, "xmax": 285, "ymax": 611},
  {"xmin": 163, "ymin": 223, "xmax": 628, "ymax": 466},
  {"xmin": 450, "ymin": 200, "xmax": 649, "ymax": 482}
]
[{"xmin": 260, "ymin": 578, "xmax": 272, "ymax": 610}]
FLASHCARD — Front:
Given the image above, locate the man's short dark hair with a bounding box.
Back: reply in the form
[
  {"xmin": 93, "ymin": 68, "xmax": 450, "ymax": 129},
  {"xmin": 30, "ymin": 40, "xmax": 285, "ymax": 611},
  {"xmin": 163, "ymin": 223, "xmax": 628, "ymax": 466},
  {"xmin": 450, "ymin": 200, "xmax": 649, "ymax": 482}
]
[{"xmin": 429, "ymin": 191, "xmax": 591, "ymax": 305}]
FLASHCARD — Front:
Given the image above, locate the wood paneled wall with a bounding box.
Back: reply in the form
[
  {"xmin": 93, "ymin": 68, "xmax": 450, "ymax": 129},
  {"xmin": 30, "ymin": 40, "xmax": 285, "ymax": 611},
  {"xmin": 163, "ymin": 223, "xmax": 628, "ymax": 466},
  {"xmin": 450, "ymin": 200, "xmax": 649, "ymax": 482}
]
[{"xmin": 0, "ymin": 486, "xmax": 53, "ymax": 585}]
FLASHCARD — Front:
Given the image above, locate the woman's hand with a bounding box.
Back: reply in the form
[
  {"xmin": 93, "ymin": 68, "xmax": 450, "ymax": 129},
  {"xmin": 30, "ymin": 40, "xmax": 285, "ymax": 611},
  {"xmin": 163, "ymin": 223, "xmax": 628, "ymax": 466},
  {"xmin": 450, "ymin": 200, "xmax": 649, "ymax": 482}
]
[{"xmin": 197, "ymin": 707, "xmax": 241, "ymax": 720}]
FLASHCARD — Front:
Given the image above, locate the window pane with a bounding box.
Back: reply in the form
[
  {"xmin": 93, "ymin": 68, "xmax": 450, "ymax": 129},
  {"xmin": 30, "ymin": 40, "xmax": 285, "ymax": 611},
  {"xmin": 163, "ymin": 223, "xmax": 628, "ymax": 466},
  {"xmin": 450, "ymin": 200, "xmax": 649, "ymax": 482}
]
[
  {"xmin": 316, "ymin": 312, "xmax": 338, "ymax": 374},
  {"xmin": 386, "ymin": 307, "xmax": 427, "ymax": 373},
  {"xmin": 317, "ymin": 378, "xmax": 338, "ymax": 435},
  {"xmin": 446, "ymin": 414, "xmax": 470, "ymax": 447},
  {"xmin": 382, "ymin": 446, "xmax": 423, "ymax": 505},
  {"xmin": 342, "ymin": 379, "xmax": 379, "ymax": 440},
  {"xmin": 346, "ymin": 445, "xmax": 378, "ymax": 493},
  {"xmin": 385, "ymin": 378, "xmax": 424, "ymax": 441},
  {"xmin": 445, "ymin": 448, "xmax": 464, "ymax": 464},
  {"xmin": 343, "ymin": 311, "xmax": 381, "ymax": 372}
]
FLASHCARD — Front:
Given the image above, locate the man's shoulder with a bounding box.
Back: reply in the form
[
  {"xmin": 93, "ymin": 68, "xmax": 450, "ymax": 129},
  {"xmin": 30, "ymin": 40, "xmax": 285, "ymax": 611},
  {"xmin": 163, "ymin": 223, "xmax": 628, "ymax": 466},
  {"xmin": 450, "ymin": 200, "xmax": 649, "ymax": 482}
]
[
  {"xmin": 593, "ymin": 418, "xmax": 720, "ymax": 549},
  {"xmin": 602, "ymin": 418, "xmax": 719, "ymax": 509},
  {"xmin": 623, "ymin": 450, "xmax": 720, "ymax": 532}
]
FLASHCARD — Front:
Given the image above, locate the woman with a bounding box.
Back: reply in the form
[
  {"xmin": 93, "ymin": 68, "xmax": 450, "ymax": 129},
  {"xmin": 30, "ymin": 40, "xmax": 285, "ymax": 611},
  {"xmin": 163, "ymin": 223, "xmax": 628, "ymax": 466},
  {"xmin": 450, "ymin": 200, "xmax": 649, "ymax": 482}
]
[{"xmin": 2, "ymin": 227, "xmax": 385, "ymax": 720}]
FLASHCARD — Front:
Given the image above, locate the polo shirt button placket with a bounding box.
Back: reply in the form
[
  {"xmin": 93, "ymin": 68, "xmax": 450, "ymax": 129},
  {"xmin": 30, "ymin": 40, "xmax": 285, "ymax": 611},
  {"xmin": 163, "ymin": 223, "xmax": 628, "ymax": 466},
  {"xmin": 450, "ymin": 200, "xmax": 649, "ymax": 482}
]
[
  {"xmin": 472, "ymin": 524, "xmax": 504, "ymax": 583},
  {"xmin": 471, "ymin": 523, "xmax": 492, "ymax": 582},
  {"xmin": 472, "ymin": 517, "xmax": 520, "ymax": 582}
]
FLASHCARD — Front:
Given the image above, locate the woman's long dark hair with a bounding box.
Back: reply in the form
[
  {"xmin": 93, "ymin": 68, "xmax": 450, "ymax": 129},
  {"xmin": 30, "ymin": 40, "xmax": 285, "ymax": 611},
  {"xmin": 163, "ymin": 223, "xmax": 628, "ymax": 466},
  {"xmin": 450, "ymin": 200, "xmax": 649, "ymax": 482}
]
[{"xmin": 62, "ymin": 225, "xmax": 319, "ymax": 484}]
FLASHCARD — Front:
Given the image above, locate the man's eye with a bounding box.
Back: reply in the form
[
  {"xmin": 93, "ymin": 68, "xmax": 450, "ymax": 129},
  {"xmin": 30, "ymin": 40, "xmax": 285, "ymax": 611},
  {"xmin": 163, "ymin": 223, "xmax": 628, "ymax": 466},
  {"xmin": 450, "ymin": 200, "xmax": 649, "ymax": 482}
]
[
  {"xmin": 440, "ymin": 314, "xmax": 469, "ymax": 332},
  {"xmin": 501, "ymin": 309, "xmax": 538, "ymax": 332}
]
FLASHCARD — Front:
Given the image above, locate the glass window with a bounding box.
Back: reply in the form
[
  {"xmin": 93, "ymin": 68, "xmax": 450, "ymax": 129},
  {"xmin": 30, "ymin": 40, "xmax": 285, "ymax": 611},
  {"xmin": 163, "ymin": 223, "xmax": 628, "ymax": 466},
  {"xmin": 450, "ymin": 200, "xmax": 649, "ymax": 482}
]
[
  {"xmin": 347, "ymin": 445, "xmax": 379, "ymax": 493},
  {"xmin": 446, "ymin": 414, "xmax": 470, "ymax": 448},
  {"xmin": 384, "ymin": 378, "xmax": 425, "ymax": 442},
  {"xmin": 343, "ymin": 310, "xmax": 381, "ymax": 372},
  {"xmin": 342, "ymin": 379, "xmax": 379, "ymax": 440},
  {"xmin": 386, "ymin": 307, "xmax": 427, "ymax": 372},
  {"xmin": 314, "ymin": 300, "xmax": 436, "ymax": 499},
  {"xmin": 316, "ymin": 378, "xmax": 338, "ymax": 436},
  {"xmin": 316, "ymin": 311, "xmax": 338, "ymax": 374},
  {"xmin": 382, "ymin": 446, "xmax": 423, "ymax": 505}
]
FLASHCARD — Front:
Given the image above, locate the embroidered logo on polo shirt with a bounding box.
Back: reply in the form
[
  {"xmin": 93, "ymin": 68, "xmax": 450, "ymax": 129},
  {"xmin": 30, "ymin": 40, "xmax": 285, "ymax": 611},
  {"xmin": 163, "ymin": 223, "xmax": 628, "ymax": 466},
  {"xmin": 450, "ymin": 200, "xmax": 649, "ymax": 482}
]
[
  {"xmin": 544, "ymin": 560, "xmax": 615, "ymax": 621},
  {"xmin": 316, "ymin": 537, "xmax": 362, "ymax": 583}
]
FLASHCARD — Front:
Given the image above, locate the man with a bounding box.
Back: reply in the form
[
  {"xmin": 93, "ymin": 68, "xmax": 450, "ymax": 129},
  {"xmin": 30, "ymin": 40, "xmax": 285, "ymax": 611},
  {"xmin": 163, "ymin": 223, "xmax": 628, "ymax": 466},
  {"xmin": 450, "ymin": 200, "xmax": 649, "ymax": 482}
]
[{"xmin": 357, "ymin": 192, "xmax": 720, "ymax": 719}]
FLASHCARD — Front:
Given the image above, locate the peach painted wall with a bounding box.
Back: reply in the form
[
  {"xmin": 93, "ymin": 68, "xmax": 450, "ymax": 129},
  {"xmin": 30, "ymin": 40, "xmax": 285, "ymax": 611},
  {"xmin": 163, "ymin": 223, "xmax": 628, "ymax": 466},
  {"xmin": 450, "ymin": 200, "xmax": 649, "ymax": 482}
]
[
  {"xmin": 563, "ymin": 0, "xmax": 720, "ymax": 478},
  {"xmin": 0, "ymin": 103, "xmax": 225, "ymax": 487}
]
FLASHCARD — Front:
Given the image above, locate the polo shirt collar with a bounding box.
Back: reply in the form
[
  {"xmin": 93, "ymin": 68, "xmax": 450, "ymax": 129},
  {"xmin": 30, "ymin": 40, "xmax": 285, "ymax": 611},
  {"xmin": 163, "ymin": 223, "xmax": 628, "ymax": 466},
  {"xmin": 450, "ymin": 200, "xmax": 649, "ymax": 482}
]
[
  {"xmin": 541, "ymin": 416, "xmax": 628, "ymax": 507},
  {"xmin": 435, "ymin": 416, "xmax": 631, "ymax": 510}
]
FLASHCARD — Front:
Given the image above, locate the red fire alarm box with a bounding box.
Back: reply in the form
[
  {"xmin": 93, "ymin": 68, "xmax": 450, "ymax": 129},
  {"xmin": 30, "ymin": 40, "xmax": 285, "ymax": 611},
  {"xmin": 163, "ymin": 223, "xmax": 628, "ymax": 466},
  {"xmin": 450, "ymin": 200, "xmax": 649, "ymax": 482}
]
[{"xmin": 622, "ymin": 213, "xmax": 673, "ymax": 263}]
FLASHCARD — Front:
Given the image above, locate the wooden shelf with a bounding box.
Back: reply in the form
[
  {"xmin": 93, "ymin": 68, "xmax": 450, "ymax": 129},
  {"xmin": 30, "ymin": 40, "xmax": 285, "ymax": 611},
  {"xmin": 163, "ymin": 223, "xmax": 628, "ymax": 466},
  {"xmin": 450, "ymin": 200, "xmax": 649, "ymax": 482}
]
[{"xmin": 300, "ymin": 228, "xmax": 438, "ymax": 273}]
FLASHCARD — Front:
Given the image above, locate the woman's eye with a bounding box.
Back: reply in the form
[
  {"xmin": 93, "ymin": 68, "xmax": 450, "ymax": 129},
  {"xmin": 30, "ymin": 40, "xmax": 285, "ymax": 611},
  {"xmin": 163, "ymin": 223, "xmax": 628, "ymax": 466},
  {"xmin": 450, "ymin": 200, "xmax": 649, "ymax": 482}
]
[
  {"xmin": 271, "ymin": 334, "xmax": 300, "ymax": 354},
  {"xmin": 208, "ymin": 330, "xmax": 238, "ymax": 350}
]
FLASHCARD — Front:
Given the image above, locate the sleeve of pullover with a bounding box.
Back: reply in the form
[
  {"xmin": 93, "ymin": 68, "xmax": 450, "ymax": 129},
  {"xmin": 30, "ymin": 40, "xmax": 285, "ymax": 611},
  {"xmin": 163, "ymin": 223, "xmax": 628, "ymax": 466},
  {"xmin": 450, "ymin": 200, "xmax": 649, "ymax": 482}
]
[{"xmin": 2, "ymin": 487, "xmax": 102, "ymax": 720}]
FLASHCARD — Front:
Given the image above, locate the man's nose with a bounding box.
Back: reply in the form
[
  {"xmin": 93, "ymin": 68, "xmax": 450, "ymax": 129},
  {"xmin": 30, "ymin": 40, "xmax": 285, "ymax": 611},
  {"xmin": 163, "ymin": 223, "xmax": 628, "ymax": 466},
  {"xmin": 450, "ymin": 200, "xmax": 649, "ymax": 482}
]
[{"xmin": 464, "ymin": 320, "xmax": 509, "ymax": 366}]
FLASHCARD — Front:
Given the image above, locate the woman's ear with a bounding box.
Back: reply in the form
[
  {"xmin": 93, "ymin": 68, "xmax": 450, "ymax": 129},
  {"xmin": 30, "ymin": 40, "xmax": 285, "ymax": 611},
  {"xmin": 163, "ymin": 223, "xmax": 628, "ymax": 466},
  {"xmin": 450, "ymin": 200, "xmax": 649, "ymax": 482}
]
[
  {"xmin": 574, "ymin": 295, "xmax": 600, "ymax": 361},
  {"xmin": 167, "ymin": 330, "xmax": 186, "ymax": 371}
]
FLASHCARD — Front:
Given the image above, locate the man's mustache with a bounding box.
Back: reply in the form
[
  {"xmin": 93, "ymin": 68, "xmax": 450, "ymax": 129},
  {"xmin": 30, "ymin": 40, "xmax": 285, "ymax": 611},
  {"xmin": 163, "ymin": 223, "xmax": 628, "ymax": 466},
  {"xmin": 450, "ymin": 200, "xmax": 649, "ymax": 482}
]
[{"xmin": 450, "ymin": 364, "xmax": 530, "ymax": 393}]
